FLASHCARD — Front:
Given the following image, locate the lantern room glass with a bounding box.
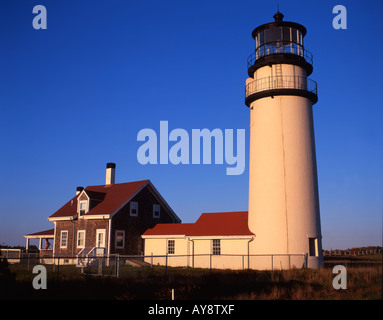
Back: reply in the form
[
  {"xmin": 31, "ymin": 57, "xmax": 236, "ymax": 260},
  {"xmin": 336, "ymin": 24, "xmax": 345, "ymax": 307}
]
[{"xmin": 255, "ymin": 27, "xmax": 303, "ymax": 59}]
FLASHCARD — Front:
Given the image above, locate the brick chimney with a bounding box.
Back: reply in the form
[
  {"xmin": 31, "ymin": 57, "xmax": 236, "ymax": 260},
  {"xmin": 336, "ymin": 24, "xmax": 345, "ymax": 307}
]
[
  {"xmin": 105, "ymin": 163, "xmax": 116, "ymax": 185},
  {"xmin": 76, "ymin": 186, "xmax": 84, "ymax": 195}
]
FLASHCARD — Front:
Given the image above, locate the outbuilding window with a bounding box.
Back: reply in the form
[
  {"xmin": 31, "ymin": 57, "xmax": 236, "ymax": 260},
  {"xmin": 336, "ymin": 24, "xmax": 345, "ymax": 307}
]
[
  {"xmin": 167, "ymin": 240, "xmax": 175, "ymax": 255},
  {"xmin": 212, "ymin": 239, "xmax": 221, "ymax": 255}
]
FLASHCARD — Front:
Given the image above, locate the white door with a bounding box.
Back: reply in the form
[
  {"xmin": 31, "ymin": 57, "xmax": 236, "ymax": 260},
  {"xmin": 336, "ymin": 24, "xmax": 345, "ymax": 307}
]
[{"xmin": 96, "ymin": 229, "xmax": 106, "ymax": 248}]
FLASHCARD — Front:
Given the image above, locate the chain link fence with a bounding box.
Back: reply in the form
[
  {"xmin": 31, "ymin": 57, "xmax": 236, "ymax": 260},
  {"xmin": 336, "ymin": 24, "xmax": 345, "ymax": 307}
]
[{"xmin": 1, "ymin": 252, "xmax": 309, "ymax": 280}]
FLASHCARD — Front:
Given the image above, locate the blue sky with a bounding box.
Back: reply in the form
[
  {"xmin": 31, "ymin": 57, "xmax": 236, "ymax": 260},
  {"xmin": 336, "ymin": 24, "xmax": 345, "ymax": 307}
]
[{"xmin": 0, "ymin": 0, "xmax": 382, "ymax": 250}]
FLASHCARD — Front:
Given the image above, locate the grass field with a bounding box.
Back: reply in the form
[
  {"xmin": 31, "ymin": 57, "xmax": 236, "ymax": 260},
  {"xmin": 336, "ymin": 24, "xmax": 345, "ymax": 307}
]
[{"xmin": 1, "ymin": 254, "xmax": 381, "ymax": 300}]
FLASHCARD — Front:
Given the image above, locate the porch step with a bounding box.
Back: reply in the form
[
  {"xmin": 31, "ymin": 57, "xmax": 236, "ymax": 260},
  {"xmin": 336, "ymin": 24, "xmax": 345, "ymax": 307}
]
[{"xmin": 76, "ymin": 247, "xmax": 105, "ymax": 267}]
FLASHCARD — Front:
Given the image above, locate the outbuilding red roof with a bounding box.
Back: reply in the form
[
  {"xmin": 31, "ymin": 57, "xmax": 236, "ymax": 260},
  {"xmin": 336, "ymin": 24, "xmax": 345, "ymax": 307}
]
[
  {"xmin": 49, "ymin": 180, "xmax": 149, "ymax": 219},
  {"xmin": 142, "ymin": 211, "xmax": 253, "ymax": 237}
]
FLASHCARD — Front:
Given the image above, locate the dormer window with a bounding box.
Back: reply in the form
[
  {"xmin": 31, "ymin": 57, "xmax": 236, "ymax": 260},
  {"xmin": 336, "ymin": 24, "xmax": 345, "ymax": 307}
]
[
  {"xmin": 77, "ymin": 190, "xmax": 90, "ymax": 217},
  {"xmin": 79, "ymin": 200, "xmax": 87, "ymax": 216}
]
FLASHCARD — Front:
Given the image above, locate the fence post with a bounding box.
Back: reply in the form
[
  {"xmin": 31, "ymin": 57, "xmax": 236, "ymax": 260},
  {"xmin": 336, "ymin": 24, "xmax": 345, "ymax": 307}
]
[
  {"xmin": 210, "ymin": 254, "xmax": 212, "ymax": 271},
  {"xmin": 271, "ymin": 255, "xmax": 273, "ymax": 271},
  {"xmin": 56, "ymin": 257, "xmax": 60, "ymax": 281},
  {"xmin": 117, "ymin": 254, "xmax": 120, "ymax": 278},
  {"xmin": 115, "ymin": 254, "xmax": 119, "ymax": 279},
  {"xmin": 115, "ymin": 254, "xmax": 117, "ymax": 278},
  {"xmin": 242, "ymin": 255, "xmax": 244, "ymax": 271},
  {"xmin": 165, "ymin": 254, "xmax": 168, "ymax": 278}
]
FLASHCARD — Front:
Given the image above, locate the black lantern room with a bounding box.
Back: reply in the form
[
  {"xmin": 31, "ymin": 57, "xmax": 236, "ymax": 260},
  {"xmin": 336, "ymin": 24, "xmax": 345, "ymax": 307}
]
[{"xmin": 245, "ymin": 12, "xmax": 318, "ymax": 106}]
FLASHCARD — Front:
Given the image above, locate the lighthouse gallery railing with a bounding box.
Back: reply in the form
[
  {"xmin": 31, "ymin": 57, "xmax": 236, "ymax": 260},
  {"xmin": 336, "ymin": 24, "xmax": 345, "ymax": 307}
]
[
  {"xmin": 247, "ymin": 42, "xmax": 313, "ymax": 69},
  {"xmin": 245, "ymin": 75, "xmax": 317, "ymax": 98}
]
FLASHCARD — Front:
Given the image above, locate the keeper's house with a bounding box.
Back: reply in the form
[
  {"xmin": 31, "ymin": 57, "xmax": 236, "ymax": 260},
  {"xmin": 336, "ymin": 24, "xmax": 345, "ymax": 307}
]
[{"xmin": 24, "ymin": 163, "xmax": 180, "ymax": 264}]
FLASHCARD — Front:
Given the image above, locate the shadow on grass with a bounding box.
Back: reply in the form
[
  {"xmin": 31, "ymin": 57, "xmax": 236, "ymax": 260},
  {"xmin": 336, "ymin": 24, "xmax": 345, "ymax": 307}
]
[
  {"xmin": 0, "ymin": 269, "xmax": 325, "ymax": 300},
  {"xmin": 1, "ymin": 259, "xmax": 381, "ymax": 300}
]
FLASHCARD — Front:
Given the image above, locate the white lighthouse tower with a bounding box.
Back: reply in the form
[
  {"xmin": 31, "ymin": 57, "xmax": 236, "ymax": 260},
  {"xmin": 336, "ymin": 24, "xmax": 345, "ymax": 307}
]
[{"xmin": 246, "ymin": 12, "xmax": 323, "ymax": 269}]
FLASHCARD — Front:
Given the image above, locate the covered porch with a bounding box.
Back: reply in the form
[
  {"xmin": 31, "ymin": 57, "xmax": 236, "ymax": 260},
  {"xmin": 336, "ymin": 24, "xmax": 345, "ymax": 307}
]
[{"xmin": 24, "ymin": 229, "xmax": 55, "ymax": 256}]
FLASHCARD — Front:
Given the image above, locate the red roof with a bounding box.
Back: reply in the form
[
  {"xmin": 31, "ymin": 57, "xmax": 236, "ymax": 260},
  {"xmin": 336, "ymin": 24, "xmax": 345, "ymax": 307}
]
[
  {"xmin": 143, "ymin": 223, "xmax": 194, "ymax": 235},
  {"xmin": 143, "ymin": 211, "xmax": 253, "ymax": 237},
  {"xmin": 49, "ymin": 180, "xmax": 149, "ymax": 219},
  {"xmin": 25, "ymin": 229, "xmax": 55, "ymax": 237}
]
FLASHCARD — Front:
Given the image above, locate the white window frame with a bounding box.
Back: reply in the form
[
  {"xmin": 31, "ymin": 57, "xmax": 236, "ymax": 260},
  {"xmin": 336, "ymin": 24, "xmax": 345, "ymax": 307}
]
[
  {"xmin": 60, "ymin": 230, "xmax": 68, "ymax": 248},
  {"xmin": 77, "ymin": 230, "xmax": 86, "ymax": 248},
  {"xmin": 115, "ymin": 230, "xmax": 125, "ymax": 249},
  {"xmin": 153, "ymin": 204, "xmax": 160, "ymax": 218},
  {"xmin": 167, "ymin": 239, "xmax": 175, "ymax": 255},
  {"xmin": 79, "ymin": 200, "xmax": 88, "ymax": 216},
  {"xmin": 130, "ymin": 202, "xmax": 138, "ymax": 216}
]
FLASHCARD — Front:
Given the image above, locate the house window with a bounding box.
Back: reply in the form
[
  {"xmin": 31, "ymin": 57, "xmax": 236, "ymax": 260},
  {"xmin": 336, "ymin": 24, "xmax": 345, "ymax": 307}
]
[
  {"xmin": 167, "ymin": 240, "xmax": 175, "ymax": 255},
  {"xmin": 115, "ymin": 230, "xmax": 125, "ymax": 249},
  {"xmin": 309, "ymin": 238, "xmax": 318, "ymax": 257},
  {"xmin": 130, "ymin": 202, "xmax": 138, "ymax": 216},
  {"xmin": 60, "ymin": 231, "xmax": 68, "ymax": 248},
  {"xmin": 77, "ymin": 230, "xmax": 85, "ymax": 248},
  {"xmin": 79, "ymin": 200, "xmax": 87, "ymax": 216},
  {"xmin": 153, "ymin": 204, "xmax": 160, "ymax": 218},
  {"xmin": 212, "ymin": 239, "xmax": 221, "ymax": 255}
]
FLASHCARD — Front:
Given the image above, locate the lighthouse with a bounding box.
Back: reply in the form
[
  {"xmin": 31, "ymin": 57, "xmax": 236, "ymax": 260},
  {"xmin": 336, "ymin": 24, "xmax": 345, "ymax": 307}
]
[{"xmin": 246, "ymin": 12, "xmax": 323, "ymax": 269}]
